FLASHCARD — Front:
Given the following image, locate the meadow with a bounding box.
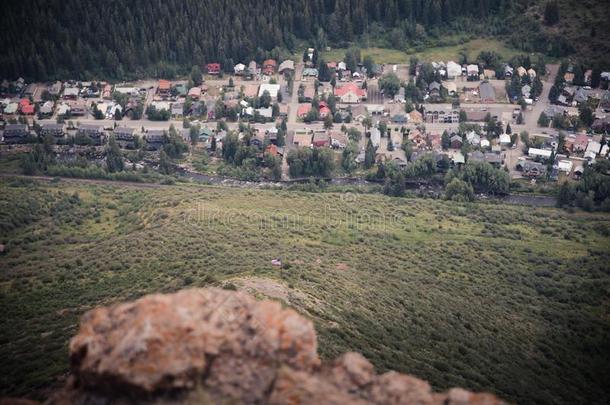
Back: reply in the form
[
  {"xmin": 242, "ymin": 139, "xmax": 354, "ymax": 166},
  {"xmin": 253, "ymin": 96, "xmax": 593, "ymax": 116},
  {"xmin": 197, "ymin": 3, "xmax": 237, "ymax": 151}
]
[
  {"xmin": 317, "ymin": 38, "xmax": 525, "ymax": 64},
  {"xmin": 0, "ymin": 177, "xmax": 608, "ymax": 404}
]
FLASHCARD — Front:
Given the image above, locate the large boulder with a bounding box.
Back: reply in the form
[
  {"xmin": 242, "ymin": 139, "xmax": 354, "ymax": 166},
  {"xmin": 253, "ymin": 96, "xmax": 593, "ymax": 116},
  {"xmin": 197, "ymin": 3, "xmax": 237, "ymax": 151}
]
[{"xmin": 45, "ymin": 288, "xmax": 504, "ymax": 405}]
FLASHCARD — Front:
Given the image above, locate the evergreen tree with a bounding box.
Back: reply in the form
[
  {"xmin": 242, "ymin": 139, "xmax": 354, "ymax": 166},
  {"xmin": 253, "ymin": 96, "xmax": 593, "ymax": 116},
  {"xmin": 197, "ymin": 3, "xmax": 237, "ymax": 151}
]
[
  {"xmin": 105, "ymin": 136, "xmax": 124, "ymax": 173},
  {"xmin": 364, "ymin": 139, "xmax": 376, "ymax": 169}
]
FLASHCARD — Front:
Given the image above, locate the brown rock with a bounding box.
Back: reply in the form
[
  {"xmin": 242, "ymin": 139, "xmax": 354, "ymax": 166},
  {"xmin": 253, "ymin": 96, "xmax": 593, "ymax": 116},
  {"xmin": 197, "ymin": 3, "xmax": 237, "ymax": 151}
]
[
  {"xmin": 43, "ymin": 288, "xmax": 505, "ymax": 405},
  {"xmin": 67, "ymin": 288, "xmax": 318, "ymax": 402}
]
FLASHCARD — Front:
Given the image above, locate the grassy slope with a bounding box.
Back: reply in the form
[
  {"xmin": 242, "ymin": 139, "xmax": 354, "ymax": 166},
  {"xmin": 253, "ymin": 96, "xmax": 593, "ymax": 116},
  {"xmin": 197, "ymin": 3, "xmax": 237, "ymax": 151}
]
[
  {"xmin": 306, "ymin": 38, "xmax": 524, "ymax": 65},
  {"xmin": 0, "ymin": 178, "xmax": 609, "ymax": 404}
]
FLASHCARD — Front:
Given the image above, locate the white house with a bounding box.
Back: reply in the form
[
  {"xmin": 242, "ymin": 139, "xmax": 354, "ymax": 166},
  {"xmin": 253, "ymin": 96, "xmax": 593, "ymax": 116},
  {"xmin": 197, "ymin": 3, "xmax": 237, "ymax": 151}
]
[
  {"xmin": 528, "ymin": 147, "xmax": 553, "ymax": 159},
  {"xmin": 499, "ymin": 134, "xmax": 511, "ymax": 145},
  {"xmin": 234, "ymin": 63, "xmax": 246, "ymax": 75},
  {"xmin": 446, "ymin": 61, "xmax": 462, "ymax": 79},
  {"xmin": 258, "ymin": 83, "xmax": 281, "ymax": 99}
]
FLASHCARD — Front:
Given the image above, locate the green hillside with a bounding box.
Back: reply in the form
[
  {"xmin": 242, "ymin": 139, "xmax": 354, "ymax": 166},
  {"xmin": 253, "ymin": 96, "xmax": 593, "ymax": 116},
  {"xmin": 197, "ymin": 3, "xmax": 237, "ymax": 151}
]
[{"xmin": 1, "ymin": 178, "xmax": 608, "ymax": 404}]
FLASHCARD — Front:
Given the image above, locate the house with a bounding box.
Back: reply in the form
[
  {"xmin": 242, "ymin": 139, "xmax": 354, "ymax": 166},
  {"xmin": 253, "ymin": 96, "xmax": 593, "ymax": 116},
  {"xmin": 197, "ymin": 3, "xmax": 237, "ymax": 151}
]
[
  {"xmin": 206, "ymin": 63, "xmax": 221, "ymax": 75},
  {"xmin": 522, "ymin": 161, "xmax": 547, "ymax": 177},
  {"xmin": 573, "ymin": 134, "xmax": 589, "ymax": 152},
  {"xmin": 444, "ymin": 82, "xmax": 457, "ymax": 96},
  {"xmin": 585, "ymin": 141, "xmax": 601, "ymax": 160},
  {"xmin": 171, "ymin": 102, "xmax": 184, "ymax": 117},
  {"xmin": 78, "ymin": 124, "xmax": 105, "ymax": 145},
  {"xmin": 258, "ymin": 83, "xmax": 281, "ymax": 99},
  {"xmin": 19, "ymin": 99, "xmax": 34, "ymax": 115},
  {"xmin": 278, "ymin": 60, "xmax": 295, "ymax": 74},
  {"xmin": 528, "ymin": 147, "xmax": 553, "ymax": 160},
  {"xmin": 174, "ymin": 83, "xmax": 187, "ymax": 97},
  {"xmin": 480, "ymin": 138, "xmax": 490, "ymax": 149},
  {"xmin": 528, "ymin": 68, "xmax": 536, "ymax": 78},
  {"xmin": 157, "ymin": 80, "xmax": 171, "ymax": 97},
  {"xmin": 102, "ymin": 84, "xmax": 112, "ymax": 99},
  {"xmin": 446, "ymin": 61, "xmax": 462, "ymax": 79},
  {"xmin": 114, "ymin": 127, "xmax": 136, "ymax": 148},
  {"xmin": 330, "ymin": 131, "xmax": 348, "ymax": 149},
  {"xmin": 62, "ymin": 87, "xmax": 79, "ymax": 100},
  {"xmin": 302, "ymin": 84, "xmax": 316, "ymax": 101},
  {"xmin": 504, "ymin": 65, "xmax": 514, "ymax": 77},
  {"xmin": 334, "ymin": 83, "xmax": 367, "ymax": 103},
  {"xmin": 564, "ymin": 72, "xmax": 574, "ymax": 83},
  {"xmin": 408, "ymin": 110, "xmax": 423, "ymax": 124},
  {"xmin": 265, "ymin": 143, "xmax": 282, "ymax": 157},
  {"xmin": 41, "ymin": 123, "xmax": 65, "ymax": 140},
  {"xmin": 555, "ymin": 159, "xmax": 573, "ymax": 174},
  {"xmin": 452, "ymin": 151, "xmax": 465, "ymax": 165},
  {"xmin": 466, "ymin": 131, "xmax": 480, "ymax": 145},
  {"xmin": 234, "ymin": 63, "xmax": 246, "ymax": 75},
  {"xmin": 349, "ymin": 105, "xmax": 367, "ymax": 122},
  {"xmin": 479, "ymin": 81, "xmax": 495, "ymax": 103},
  {"xmin": 48, "ymin": 81, "xmax": 63, "ymax": 96},
  {"xmin": 428, "ymin": 82, "xmax": 441, "ymax": 99},
  {"xmin": 293, "ymin": 130, "xmax": 312, "ymax": 147},
  {"xmin": 467, "ymin": 64, "xmax": 479, "ymax": 79},
  {"xmin": 517, "ymin": 66, "xmax": 527, "ymax": 77},
  {"xmin": 499, "ymin": 134, "xmax": 511, "ymax": 145},
  {"xmin": 408, "ymin": 129, "xmax": 426, "ymax": 148},
  {"xmin": 39, "ymin": 101, "xmax": 54, "ymax": 117},
  {"xmin": 188, "ymin": 87, "xmax": 202, "ymax": 100},
  {"xmin": 3, "ymin": 102, "xmax": 18, "ymax": 115},
  {"xmin": 262, "ymin": 59, "xmax": 277, "ymax": 76},
  {"xmin": 248, "ymin": 61, "xmax": 258, "ymax": 77},
  {"xmin": 521, "ymin": 84, "xmax": 532, "ymax": 99},
  {"xmin": 2, "ymin": 124, "xmax": 29, "ymax": 143},
  {"xmin": 257, "ymin": 107, "xmax": 273, "ymax": 120},
  {"xmin": 319, "ymin": 101, "xmax": 331, "ymax": 118},
  {"xmin": 450, "ymin": 134, "xmax": 463, "ymax": 149},
  {"xmin": 573, "ymin": 88, "xmax": 588, "ymax": 104},
  {"xmin": 484, "ymin": 153, "xmax": 503, "ymax": 167},
  {"xmin": 113, "ymin": 86, "xmax": 139, "ymax": 96},
  {"xmin": 391, "ymin": 114, "xmax": 408, "ymax": 124},
  {"xmin": 312, "ymin": 131, "xmax": 329, "ymax": 147},
  {"xmin": 145, "ymin": 130, "xmax": 167, "ymax": 150}
]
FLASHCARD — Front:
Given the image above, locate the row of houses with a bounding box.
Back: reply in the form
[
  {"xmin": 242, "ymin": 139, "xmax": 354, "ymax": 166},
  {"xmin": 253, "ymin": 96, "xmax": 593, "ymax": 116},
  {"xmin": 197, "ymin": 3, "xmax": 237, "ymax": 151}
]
[{"xmin": 1, "ymin": 123, "xmax": 185, "ymax": 151}]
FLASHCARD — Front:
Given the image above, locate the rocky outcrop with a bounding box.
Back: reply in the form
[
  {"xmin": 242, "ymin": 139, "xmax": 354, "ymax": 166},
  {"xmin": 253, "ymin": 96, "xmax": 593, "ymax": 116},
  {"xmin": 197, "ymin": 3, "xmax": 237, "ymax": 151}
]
[{"xmin": 46, "ymin": 288, "xmax": 505, "ymax": 405}]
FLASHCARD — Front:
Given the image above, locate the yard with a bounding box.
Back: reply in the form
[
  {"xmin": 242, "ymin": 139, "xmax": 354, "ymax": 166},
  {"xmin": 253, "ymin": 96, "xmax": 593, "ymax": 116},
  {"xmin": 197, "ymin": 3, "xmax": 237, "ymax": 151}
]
[{"xmin": 0, "ymin": 178, "xmax": 608, "ymax": 405}]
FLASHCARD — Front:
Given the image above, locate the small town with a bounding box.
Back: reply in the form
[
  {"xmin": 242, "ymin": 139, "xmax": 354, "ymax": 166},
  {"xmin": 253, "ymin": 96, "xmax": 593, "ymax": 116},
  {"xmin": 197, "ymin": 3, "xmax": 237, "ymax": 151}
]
[
  {"xmin": 1, "ymin": 1, "xmax": 610, "ymax": 405},
  {"xmin": 1, "ymin": 48, "xmax": 609, "ymax": 204}
]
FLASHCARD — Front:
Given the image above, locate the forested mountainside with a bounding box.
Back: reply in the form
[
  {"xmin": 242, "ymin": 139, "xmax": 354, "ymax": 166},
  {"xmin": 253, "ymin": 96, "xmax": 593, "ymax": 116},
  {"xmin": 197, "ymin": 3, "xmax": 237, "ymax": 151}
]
[{"xmin": 0, "ymin": 0, "xmax": 605, "ymax": 80}]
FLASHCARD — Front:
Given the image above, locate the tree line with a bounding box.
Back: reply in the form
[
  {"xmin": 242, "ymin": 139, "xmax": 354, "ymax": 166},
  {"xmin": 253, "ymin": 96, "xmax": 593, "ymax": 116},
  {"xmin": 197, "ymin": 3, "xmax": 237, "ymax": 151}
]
[{"xmin": 2, "ymin": 0, "xmax": 515, "ymax": 80}]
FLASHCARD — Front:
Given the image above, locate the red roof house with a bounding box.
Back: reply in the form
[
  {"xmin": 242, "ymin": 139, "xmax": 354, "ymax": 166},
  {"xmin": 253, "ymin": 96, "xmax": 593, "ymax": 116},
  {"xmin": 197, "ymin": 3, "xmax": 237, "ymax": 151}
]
[
  {"xmin": 19, "ymin": 99, "xmax": 34, "ymax": 115},
  {"xmin": 297, "ymin": 103, "xmax": 312, "ymax": 119},
  {"xmin": 262, "ymin": 59, "xmax": 277, "ymax": 76},
  {"xmin": 206, "ymin": 63, "xmax": 221, "ymax": 75},
  {"xmin": 265, "ymin": 144, "xmax": 280, "ymax": 156},
  {"xmin": 573, "ymin": 134, "xmax": 589, "ymax": 152},
  {"xmin": 319, "ymin": 101, "xmax": 331, "ymax": 118},
  {"xmin": 157, "ymin": 80, "xmax": 171, "ymax": 96},
  {"xmin": 334, "ymin": 83, "xmax": 367, "ymax": 103}
]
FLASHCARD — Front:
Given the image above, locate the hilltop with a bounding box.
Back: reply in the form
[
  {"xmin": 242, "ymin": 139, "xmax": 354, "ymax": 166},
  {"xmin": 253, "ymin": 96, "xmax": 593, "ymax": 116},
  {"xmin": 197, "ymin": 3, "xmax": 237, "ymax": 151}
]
[{"xmin": 0, "ymin": 178, "xmax": 608, "ymax": 404}]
